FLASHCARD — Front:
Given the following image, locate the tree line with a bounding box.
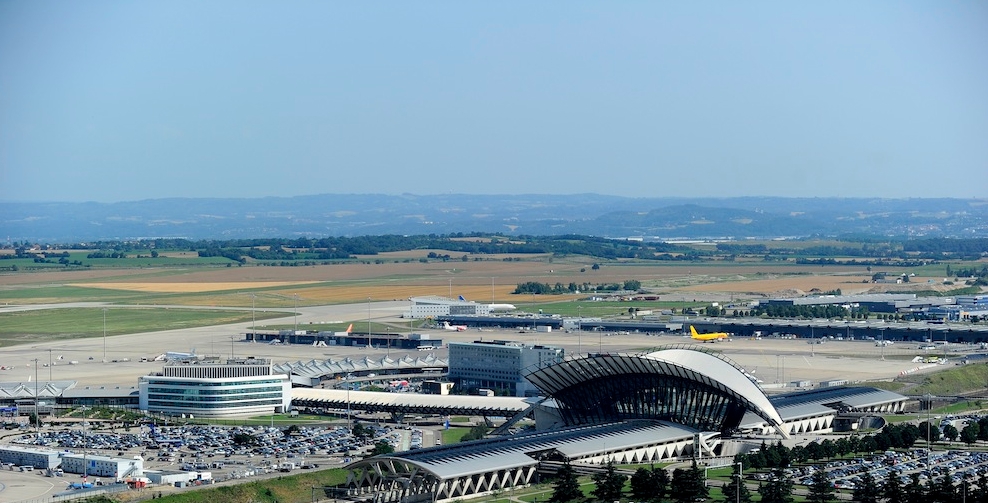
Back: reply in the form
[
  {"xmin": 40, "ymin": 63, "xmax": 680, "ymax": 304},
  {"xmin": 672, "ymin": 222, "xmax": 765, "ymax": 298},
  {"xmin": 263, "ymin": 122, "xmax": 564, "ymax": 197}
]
[
  {"xmin": 513, "ymin": 280, "xmax": 642, "ymax": 295},
  {"xmin": 3, "ymin": 235, "xmax": 985, "ymax": 263},
  {"xmin": 545, "ymin": 420, "xmax": 988, "ymax": 502}
]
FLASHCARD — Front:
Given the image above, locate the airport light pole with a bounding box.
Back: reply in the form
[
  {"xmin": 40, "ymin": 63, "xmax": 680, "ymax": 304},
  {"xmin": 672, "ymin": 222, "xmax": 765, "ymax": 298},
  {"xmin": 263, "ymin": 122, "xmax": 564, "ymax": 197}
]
[
  {"xmin": 33, "ymin": 358, "xmax": 39, "ymax": 438},
  {"xmin": 293, "ymin": 293, "xmax": 299, "ymax": 334},
  {"xmin": 367, "ymin": 297, "xmax": 371, "ymax": 338},
  {"xmin": 48, "ymin": 348, "xmax": 53, "ymax": 381},
  {"xmin": 577, "ymin": 306, "xmax": 582, "ymax": 357},
  {"xmin": 880, "ymin": 328, "xmax": 885, "ymax": 361},
  {"xmin": 102, "ymin": 307, "xmax": 107, "ymax": 363}
]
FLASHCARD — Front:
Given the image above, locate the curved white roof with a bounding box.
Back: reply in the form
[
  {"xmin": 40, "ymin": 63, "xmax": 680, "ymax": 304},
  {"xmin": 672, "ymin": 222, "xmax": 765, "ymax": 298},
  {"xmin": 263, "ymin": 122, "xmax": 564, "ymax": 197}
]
[
  {"xmin": 524, "ymin": 346, "xmax": 788, "ymax": 437},
  {"xmin": 349, "ymin": 420, "xmax": 695, "ymax": 480},
  {"xmin": 642, "ymin": 348, "xmax": 787, "ymax": 436}
]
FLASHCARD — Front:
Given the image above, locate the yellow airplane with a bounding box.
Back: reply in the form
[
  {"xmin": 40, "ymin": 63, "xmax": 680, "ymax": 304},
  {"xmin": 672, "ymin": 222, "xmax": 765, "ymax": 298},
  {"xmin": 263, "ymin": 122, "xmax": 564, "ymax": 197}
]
[{"xmin": 690, "ymin": 325, "xmax": 729, "ymax": 342}]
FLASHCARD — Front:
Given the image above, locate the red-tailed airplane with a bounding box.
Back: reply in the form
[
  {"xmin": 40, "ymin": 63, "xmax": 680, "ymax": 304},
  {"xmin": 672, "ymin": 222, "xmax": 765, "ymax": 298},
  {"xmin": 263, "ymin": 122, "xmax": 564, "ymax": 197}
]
[
  {"xmin": 690, "ymin": 325, "xmax": 729, "ymax": 342},
  {"xmin": 442, "ymin": 321, "xmax": 467, "ymax": 332}
]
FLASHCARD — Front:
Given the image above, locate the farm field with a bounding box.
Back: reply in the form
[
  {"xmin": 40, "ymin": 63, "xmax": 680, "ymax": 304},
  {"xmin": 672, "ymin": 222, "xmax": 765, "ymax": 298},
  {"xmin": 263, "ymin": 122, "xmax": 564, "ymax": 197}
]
[
  {"xmin": 0, "ymin": 253, "xmax": 889, "ymax": 305},
  {"xmin": 0, "ymin": 250, "xmax": 972, "ymax": 385}
]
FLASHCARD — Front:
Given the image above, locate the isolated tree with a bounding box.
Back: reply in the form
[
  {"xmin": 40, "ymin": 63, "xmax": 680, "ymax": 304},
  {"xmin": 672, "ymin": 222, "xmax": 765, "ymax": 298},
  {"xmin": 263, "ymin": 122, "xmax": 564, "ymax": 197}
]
[
  {"xmin": 651, "ymin": 466, "xmax": 670, "ymax": 502},
  {"xmin": 461, "ymin": 424, "xmax": 489, "ymax": 441},
  {"xmin": 806, "ymin": 468, "xmax": 836, "ymax": 503},
  {"xmin": 591, "ymin": 460, "xmax": 626, "ymax": 502},
  {"xmin": 834, "ymin": 437, "xmax": 851, "ymax": 458},
  {"xmin": 927, "ymin": 474, "xmax": 959, "ymax": 503},
  {"xmin": 961, "ymin": 422, "xmax": 980, "ymax": 445},
  {"xmin": 882, "ymin": 471, "xmax": 905, "ymax": 503},
  {"xmin": 368, "ymin": 440, "xmax": 394, "ymax": 457},
  {"xmin": 232, "ymin": 432, "xmax": 257, "ymax": 446},
  {"xmin": 904, "ymin": 472, "xmax": 926, "ymax": 503},
  {"xmin": 919, "ymin": 420, "xmax": 942, "ymax": 443},
  {"xmin": 852, "ymin": 470, "xmax": 881, "ymax": 503},
  {"xmin": 943, "ymin": 424, "xmax": 959, "ymax": 442},
  {"xmin": 630, "ymin": 465, "xmax": 668, "ymax": 502},
  {"xmin": 669, "ymin": 463, "xmax": 707, "ymax": 503},
  {"xmin": 630, "ymin": 467, "xmax": 653, "ymax": 501},
  {"xmin": 971, "ymin": 472, "xmax": 988, "ymax": 503},
  {"xmin": 757, "ymin": 468, "xmax": 794, "ymax": 503},
  {"xmin": 720, "ymin": 463, "xmax": 752, "ymax": 503},
  {"xmin": 549, "ymin": 461, "xmax": 583, "ymax": 503}
]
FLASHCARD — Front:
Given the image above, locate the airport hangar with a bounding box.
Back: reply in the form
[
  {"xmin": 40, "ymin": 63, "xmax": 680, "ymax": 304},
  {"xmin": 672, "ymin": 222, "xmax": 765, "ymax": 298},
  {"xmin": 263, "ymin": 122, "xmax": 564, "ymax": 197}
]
[
  {"xmin": 438, "ymin": 314, "xmax": 988, "ymax": 343},
  {"xmin": 287, "ymin": 346, "xmax": 908, "ymax": 503}
]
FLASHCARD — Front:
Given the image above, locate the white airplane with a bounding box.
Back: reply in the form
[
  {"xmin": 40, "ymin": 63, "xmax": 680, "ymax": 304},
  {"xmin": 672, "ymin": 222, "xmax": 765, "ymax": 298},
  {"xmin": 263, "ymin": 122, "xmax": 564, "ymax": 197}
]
[
  {"xmin": 459, "ymin": 295, "xmax": 516, "ymax": 312},
  {"xmin": 442, "ymin": 321, "xmax": 467, "ymax": 332},
  {"xmin": 165, "ymin": 348, "xmax": 197, "ymax": 360}
]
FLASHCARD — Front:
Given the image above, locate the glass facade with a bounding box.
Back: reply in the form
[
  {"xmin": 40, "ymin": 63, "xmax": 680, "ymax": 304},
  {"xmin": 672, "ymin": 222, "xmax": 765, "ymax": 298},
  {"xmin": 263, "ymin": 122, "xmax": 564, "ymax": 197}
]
[
  {"xmin": 525, "ymin": 350, "xmax": 779, "ymax": 435},
  {"xmin": 139, "ymin": 360, "xmax": 290, "ymax": 417}
]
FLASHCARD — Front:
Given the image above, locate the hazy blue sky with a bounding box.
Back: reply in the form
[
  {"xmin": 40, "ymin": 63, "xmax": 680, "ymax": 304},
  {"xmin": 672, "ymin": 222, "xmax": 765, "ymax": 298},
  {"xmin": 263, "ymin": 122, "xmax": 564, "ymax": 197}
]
[{"xmin": 1, "ymin": 1, "xmax": 985, "ymax": 202}]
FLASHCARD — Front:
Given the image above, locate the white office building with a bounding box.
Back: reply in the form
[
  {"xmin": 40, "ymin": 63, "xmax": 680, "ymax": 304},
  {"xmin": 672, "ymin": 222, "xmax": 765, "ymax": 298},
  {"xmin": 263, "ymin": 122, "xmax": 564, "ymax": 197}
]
[
  {"xmin": 139, "ymin": 357, "xmax": 291, "ymax": 418},
  {"xmin": 60, "ymin": 453, "xmax": 143, "ymax": 479},
  {"xmin": 406, "ymin": 296, "xmax": 516, "ymax": 319},
  {"xmin": 448, "ymin": 340, "xmax": 563, "ymax": 397},
  {"xmin": 0, "ymin": 445, "xmax": 61, "ymax": 469}
]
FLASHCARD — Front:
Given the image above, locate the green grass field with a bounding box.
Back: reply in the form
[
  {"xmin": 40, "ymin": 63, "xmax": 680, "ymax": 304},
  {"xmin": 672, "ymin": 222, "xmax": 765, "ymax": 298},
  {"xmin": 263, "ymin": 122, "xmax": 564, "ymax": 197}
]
[{"xmin": 0, "ymin": 307, "xmax": 288, "ymax": 347}]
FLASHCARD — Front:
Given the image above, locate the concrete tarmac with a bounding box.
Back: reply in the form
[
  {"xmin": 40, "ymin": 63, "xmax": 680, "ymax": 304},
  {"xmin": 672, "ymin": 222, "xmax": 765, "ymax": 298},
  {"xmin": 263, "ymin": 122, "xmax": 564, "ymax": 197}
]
[{"xmin": 0, "ymin": 301, "xmax": 960, "ymax": 388}]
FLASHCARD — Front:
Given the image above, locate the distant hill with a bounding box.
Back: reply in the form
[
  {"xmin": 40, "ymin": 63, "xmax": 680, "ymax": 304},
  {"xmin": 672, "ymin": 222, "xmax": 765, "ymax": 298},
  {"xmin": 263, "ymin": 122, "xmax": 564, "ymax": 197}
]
[{"xmin": 1, "ymin": 195, "xmax": 986, "ymax": 242}]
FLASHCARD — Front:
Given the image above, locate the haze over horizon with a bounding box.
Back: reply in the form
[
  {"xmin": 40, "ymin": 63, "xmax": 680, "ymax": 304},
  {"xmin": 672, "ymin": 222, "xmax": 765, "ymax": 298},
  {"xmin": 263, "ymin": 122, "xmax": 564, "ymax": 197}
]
[{"xmin": 2, "ymin": 2, "xmax": 986, "ymax": 203}]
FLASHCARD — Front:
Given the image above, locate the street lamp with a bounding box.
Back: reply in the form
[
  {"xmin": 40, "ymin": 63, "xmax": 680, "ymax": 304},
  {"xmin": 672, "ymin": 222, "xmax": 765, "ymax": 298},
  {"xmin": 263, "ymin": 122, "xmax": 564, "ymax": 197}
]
[
  {"xmin": 736, "ymin": 461, "xmax": 743, "ymax": 503},
  {"xmin": 926, "ymin": 393, "xmax": 933, "ymax": 468},
  {"xmin": 346, "ymin": 373, "xmax": 353, "ymax": 430},
  {"xmin": 81, "ymin": 405, "xmax": 88, "ymax": 483}
]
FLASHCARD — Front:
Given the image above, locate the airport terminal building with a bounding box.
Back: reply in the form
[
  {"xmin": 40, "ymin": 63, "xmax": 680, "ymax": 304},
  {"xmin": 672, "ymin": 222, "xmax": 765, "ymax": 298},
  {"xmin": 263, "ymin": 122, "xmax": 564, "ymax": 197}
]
[
  {"xmin": 406, "ymin": 296, "xmax": 515, "ymax": 319},
  {"xmin": 447, "ymin": 340, "xmax": 564, "ymax": 397},
  {"xmin": 344, "ymin": 346, "xmax": 907, "ymax": 503},
  {"xmin": 138, "ymin": 357, "xmax": 291, "ymax": 418}
]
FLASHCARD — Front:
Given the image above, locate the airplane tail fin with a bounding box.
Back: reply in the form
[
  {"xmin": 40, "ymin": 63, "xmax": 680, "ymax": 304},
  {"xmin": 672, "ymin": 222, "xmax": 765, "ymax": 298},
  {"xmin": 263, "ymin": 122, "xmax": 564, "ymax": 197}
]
[
  {"xmin": 345, "ymin": 323, "xmax": 353, "ymax": 333},
  {"xmin": 690, "ymin": 326, "xmax": 699, "ymax": 337},
  {"xmin": 458, "ymin": 295, "xmax": 466, "ymax": 301}
]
